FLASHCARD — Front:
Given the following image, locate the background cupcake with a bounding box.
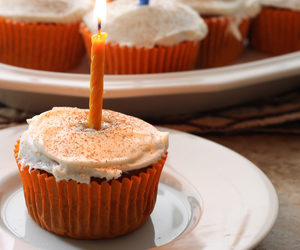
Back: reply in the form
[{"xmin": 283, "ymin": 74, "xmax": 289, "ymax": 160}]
[
  {"xmin": 15, "ymin": 107, "xmax": 168, "ymax": 239},
  {"xmin": 250, "ymin": 0, "xmax": 300, "ymax": 55},
  {"xmin": 174, "ymin": 0, "xmax": 261, "ymax": 68},
  {"xmin": 81, "ymin": 0, "xmax": 208, "ymax": 74},
  {"xmin": 0, "ymin": 0, "xmax": 92, "ymax": 72}
]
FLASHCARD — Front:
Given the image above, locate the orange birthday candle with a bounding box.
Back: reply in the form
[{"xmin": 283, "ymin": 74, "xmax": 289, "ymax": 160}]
[{"xmin": 88, "ymin": 0, "xmax": 107, "ymax": 130}]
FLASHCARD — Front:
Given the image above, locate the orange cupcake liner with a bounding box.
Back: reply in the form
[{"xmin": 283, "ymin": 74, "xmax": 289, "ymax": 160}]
[
  {"xmin": 250, "ymin": 7, "xmax": 300, "ymax": 55},
  {"xmin": 197, "ymin": 17, "xmax": 250, "ymax": 68},
  {"xmin": 80, "ymin": 25, "xmax": 200, "ymax": 74},
  {"xmin": 0, "ymin": 18, "xmax": 85, "ymax": 72},
  {"xmin": 81, "ymin": 25, "xmax": 93, "ymax": 60},
  {"xmin": 14, "ymin": 141, "xmax": 166, "ymax": 239}
]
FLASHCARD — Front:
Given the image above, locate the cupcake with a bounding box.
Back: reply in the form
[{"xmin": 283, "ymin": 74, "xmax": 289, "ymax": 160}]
[
  {"xmin": 81, "ymin": 0, "xmax": 208, "ymax": 74},
  {"xmin": 0, "ymin": 0, "xmax": 92, "ymax": 72},
  {"xmin": 250, "ymin": 0, "xmax": 300, "ymax": 55},
  {"xmin": 174, "ymin": 0, "xmax": 261, "ymax": 68},
  {"xmin": 15, "ymin": 107, "xmax": 168, "ymax": 239}
]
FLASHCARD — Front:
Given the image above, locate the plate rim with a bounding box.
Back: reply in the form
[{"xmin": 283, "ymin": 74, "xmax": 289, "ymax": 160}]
[
  {"xmin": 157, "ymin": 127, "xmax": 279, "ymax": 250},
  {"xmin": 0, "ymin": 51, "xmax": 299, "ymax": 98}
]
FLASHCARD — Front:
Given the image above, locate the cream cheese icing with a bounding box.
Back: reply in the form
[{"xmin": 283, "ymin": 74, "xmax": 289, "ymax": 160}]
[
  {"xmin": 18, "ymin": 107, "xmax": 169, "ymax": 184},
  {"xmin": 261, "ymin": 0, "xmax": 300, "ymax": 11},
  {"xmin": 173, "ymin": 0, "xmax": 261, "ymax": 17},
  {"xmin": 83, "ymin": 0, "xmax": 208, "ymax": 48},
  {"xmin": 173, "ymin": 0, "xmax": 261, "ymax": 40},
  {"xmin": 0, "ymin": 0, "xmax": 92, "ymax": 23}
]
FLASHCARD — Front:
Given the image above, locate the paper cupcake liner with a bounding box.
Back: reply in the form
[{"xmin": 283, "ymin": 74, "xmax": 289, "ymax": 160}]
[
  {"xmin": 250, "ymin": 7, "xmax": 300, "ymax": 55},
  {"xmin": 14, "ymin": 141, "xmax": 166, "ymax": 239},
  {"xmin": 81, "ymin": 25, "xmax": 200, "ymax": 74},
  {"xmin": 81, "ymin": 25, "xmax": 93, "ymax": 60},
  {"xmin": 0, "ymin": 18, "xmax": 85, "ymax": 71},
  {"xmin": 197, "ymin": 17, "xmax": 250, "ymax": 68}
]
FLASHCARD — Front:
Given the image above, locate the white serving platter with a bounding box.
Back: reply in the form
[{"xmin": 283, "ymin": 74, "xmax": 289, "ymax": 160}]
[{"xmin": 0, "ymin": 50, "xmax": 299, "ymax": 118}]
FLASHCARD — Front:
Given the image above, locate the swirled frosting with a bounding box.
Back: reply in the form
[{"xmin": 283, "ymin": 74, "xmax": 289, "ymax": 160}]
[
  {"xmin": 173, "ymin": 0, "xmax": 261, "ymax": 40},
  {"xmin": 83, "ymin": 0, "xmax": 208, "ymax": 48},
  {"xmin": 173, "ymin": 0, "xmax": 261, "ymax": 17},
  {"xmin": 261, "ymin": 0, "xmax": 300, "ymax": 11},
  {"xmin": 18, "ymin": 107, "xmax": 169, "ymax": 184},
  {"xmin": 0, "ymin": 0, "xmax": 92, "ymax": 23}
]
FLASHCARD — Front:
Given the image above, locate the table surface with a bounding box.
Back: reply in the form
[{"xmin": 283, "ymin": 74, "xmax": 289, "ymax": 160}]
[{"xmin": 204, "ymin": 133, "xmax": 300, "ymax": 250}]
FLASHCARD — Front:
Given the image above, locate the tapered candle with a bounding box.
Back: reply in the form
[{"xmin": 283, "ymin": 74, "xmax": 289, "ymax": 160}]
[
  {"xmin": 88, "ymin": 17, "xmax": 107, "ymax": 130},
  {"xmin": 139, "ymin": 0, "xmax": 149, "ymax": 5}
]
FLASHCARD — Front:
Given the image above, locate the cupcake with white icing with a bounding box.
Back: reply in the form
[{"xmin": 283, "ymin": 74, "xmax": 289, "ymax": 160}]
[
  {"xmin": 174, "ymin": 0, "xmax": 261, "ymax": 68},
  {"xmin": 81, "ymin": 0, "xmax": 208, "ymax": 74},
  {"xmin": 0, "ymin": 0, "xmax": 92, "ymax": 71},
  {"xmin": 250, "ymin": 0, "xmax": 300, "ymax": 54},
  {"xmin": 15, "ymin": 107, "xmax": 168, "ymax": 238}
]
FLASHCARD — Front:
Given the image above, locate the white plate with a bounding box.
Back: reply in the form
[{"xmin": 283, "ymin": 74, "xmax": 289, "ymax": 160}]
[
  {"xmin": 0, "ymin": 125, "xmax": 278, "ymax": 250},
  {"xmin": 0, "ymin": 50, "xmax": 299, "ymax": 117}
]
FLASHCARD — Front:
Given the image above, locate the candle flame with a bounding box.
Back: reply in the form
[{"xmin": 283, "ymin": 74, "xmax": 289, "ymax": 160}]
[{"xmin": 94, "ymin": 0, "xmax": 107, "ymax": 27}]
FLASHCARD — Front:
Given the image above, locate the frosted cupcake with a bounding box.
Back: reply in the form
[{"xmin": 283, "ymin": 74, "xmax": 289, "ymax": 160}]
[
  {"xmin": 250, "ymin": 0, "xmax": 300, "ymax": 54},
  {"xmin": 81, "ymin": 0, "xmax": 208, "ymax": 74},
  {"xmin": 174, "ymin": 0, "xmax": 261, "ymax": 68},
  {"xmin": 15, "ymin": 107, "xmax": 168, "ymax": 239},
  {"xmin": 0, "ymin": 0, "xmax": 92, "ymax": 71}
]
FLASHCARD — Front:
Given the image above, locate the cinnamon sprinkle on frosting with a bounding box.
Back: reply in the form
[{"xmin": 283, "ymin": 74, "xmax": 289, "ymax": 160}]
[{"xmin": 18, "ymin": 107, "xmax": 169, "ymax": 183}]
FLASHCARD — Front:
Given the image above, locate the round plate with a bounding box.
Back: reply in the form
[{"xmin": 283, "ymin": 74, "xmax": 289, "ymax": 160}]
[
  {"xmin": 0, "ymin": 51, "xmax": 299, "ymax": 117},
  {"xmin": 0, "ymin": 125, "xmax": 278, "ymax": 249},
  {"xmin": 0, "ymin": 51, "xmax": 300, "ymax": 98}
]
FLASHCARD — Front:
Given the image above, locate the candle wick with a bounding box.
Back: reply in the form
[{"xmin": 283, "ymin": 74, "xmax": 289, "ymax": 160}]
[{"xmin": 97, "ymin": 17, "xmax": 101, "ymax": 35}]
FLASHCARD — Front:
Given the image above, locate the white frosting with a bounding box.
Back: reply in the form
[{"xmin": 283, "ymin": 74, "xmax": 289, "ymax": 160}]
[
  {"xmin": 0, "ymin": 0, "xmax": 92, "ymax": 23},
  {"xmin": 173, "ymin": 0, "xmax": 261, "ymax": 40},
  {"xmin": 83, "ymin": 0, "xmax": 208, "ymax": 48},
  {"xmin": 18, "ymin": 107, "xmax": 169, "ymax": 184},
  {"xmin": 174, "ymin": 0, "xmax": 261, "ymax": 17},
  {"xmin": 261, "ymin": 0, "xmax": 300, "ymax": 11}
]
